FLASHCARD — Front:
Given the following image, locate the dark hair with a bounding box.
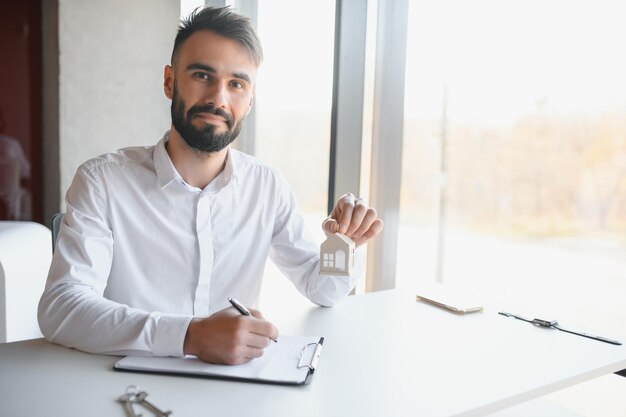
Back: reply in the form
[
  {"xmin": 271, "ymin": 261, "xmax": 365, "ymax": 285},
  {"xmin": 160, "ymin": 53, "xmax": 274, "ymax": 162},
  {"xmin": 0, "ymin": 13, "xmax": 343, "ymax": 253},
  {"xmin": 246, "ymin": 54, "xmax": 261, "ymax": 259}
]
[{"xmin": 172, "ymin": 6, "xmax": 263, "ymax": 67}]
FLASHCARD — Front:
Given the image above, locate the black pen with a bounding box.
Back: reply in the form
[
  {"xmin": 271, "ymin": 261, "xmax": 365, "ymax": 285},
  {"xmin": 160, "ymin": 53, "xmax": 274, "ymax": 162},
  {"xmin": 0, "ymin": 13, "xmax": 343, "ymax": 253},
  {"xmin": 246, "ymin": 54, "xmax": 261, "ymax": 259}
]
[{"xmin": 228, "ymin": 297, "xmax": 277, "ymax": 343}]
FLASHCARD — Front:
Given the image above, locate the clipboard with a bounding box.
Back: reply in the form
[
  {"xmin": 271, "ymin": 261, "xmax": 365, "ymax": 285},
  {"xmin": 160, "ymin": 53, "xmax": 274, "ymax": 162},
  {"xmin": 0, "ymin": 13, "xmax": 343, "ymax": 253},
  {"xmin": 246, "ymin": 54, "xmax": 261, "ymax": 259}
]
[{"xmin": 114, "ymin": 336, "xmax": 324, "ymax": 385}]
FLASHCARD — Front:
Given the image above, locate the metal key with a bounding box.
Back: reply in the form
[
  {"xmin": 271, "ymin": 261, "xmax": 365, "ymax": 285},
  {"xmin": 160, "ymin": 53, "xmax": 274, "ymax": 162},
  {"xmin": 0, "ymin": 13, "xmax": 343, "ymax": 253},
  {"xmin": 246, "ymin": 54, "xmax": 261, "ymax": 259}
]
[
  {"xmin": 118, "ymin": 392, "xmax": 142, "ymax": 417},
  {"xmin": 134, "ymin": 390, "xmax": 172, "ymax": 417}
]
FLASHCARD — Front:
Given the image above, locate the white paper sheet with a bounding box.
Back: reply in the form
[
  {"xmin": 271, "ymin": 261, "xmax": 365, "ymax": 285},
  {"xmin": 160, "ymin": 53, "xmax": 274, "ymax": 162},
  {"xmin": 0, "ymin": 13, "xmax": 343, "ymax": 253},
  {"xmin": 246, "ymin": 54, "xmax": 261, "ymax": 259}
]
[{"xmin": 114, "ymin": 335, "xmax": 323, "ymax": 385}]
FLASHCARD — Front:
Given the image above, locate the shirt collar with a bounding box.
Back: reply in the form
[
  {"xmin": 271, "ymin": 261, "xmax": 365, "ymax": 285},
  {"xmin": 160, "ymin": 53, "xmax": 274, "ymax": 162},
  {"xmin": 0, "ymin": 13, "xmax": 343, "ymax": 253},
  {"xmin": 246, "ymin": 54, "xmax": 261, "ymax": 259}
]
[
  {"xmin": 154, "ymin": 131, "xmax": 181, "ymax": 189},
  {"xmin": 204, "ymin": 143, "xmax": 239, "ymax": 194},
  {"xmin": 153, "ymin": 130, "xmax": 240, "ymax": 192}
]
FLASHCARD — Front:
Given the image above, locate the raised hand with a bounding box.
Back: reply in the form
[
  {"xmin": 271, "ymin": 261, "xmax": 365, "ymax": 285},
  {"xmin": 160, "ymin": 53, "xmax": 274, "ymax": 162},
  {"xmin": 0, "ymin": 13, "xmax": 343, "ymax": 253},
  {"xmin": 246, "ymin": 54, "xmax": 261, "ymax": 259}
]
[{"xmin": 322, "ymin": 193, "xmax": 384, "ymax": 247}]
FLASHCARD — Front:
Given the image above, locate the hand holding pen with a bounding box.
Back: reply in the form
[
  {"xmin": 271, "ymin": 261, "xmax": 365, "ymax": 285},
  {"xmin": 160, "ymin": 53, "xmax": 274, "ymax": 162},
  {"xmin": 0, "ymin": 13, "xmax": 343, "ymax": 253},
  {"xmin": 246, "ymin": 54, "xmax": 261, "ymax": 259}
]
[
  {"xmin": 182, "ymin": 298, "xmax": 279, "ymax": 365},
  {"xmin": 229, "ymin": 297, "xmax": 278, "ymax": 343}
]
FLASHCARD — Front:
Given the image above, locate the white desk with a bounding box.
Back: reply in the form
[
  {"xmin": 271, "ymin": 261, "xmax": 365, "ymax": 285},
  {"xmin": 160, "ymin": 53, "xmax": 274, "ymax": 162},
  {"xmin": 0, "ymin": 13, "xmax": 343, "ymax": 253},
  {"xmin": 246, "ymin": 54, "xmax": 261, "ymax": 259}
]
[{"xmin": 1, "ymin": 289, "xmax": 624, "ymax": 416}]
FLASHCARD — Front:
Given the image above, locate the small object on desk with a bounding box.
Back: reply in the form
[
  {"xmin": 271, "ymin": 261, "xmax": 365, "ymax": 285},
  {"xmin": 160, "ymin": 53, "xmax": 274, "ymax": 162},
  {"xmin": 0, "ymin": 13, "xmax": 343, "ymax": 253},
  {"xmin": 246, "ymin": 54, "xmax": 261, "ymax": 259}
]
[
  {"xmin": 118, "ymin": 385, "xmax": 172, "ymax": 417},
  {"xmin": 134, "ymin": 390, "xmax": 172, "ymax": 417},
  {"xmin": 499, "ymin": 311, "xmax": 622, "ymax": 345},
  {"xmin": 319, "ymin": 233, "xmax": 355, "ymax": 276},
  {"xmin": 228, "ymin": 297, "xmax": 277, "ymax": 342},
  {"xmin": 416, "ymin": 286, "xmax": 483, "ymax": 314},
  {"xmin": 118, "ymin": 389, "xmax": 141, "ymax": 417}
]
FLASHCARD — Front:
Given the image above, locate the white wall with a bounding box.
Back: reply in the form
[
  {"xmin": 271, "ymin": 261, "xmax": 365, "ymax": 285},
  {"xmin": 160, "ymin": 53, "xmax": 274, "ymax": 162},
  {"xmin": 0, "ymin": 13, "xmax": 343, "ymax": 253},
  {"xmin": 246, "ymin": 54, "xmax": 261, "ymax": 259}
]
[{"xmin": 57, "ymin": 0, "xmax": 179, "ymax": 207}]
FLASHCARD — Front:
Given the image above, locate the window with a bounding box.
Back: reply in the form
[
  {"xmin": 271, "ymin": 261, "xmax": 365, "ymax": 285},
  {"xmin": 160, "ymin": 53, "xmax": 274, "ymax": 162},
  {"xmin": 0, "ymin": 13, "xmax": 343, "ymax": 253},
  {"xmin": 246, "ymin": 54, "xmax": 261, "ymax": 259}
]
[
  {"xmin": 180, "ymin": 0, "xmax": 204, "ymax": 19},
  {"xmin": 323, "ymin": 253, "xmax": 335, "ymax": 269},
  {"xmin": 396, "ymin": 0, "xmax": 626, "ymax": 318},
  {"xmin": 255, "ymin": 0, "xmax": 335, "ymax": 238},
  {"xmin": 254, "ymin": 0, "xmax": 336, "ymax": 305}
]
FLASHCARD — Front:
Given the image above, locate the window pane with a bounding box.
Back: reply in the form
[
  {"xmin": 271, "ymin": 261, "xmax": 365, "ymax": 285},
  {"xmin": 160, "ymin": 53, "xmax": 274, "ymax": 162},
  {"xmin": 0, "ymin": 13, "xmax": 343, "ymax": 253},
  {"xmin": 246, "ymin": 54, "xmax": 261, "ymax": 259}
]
[
  {"xmin": 398, "ymin": 0, "xmax": 626, "ymax": 318},
  {"xmin": 255, "ymin": 0, "xmax": 335, "ymax": 236},
  {"xmin": 255, "ymin": 1, "xmax": 336, "ymax": 304}
]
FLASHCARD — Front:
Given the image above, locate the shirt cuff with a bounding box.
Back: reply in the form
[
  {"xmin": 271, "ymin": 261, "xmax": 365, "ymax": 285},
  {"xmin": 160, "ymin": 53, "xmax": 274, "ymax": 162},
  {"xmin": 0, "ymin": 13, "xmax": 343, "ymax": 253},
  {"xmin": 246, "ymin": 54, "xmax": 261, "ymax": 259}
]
[{"xmin": 152, "ymin": 313, "xmax": 193, "ymax": 357}]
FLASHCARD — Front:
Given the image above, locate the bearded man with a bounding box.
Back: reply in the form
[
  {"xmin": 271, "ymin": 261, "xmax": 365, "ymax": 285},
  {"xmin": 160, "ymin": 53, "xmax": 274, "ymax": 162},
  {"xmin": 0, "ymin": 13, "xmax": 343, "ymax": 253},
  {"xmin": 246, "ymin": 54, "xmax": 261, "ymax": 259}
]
[{"xmin": 39, "ymin": 6, "xmax": 383, "ymax": 365}]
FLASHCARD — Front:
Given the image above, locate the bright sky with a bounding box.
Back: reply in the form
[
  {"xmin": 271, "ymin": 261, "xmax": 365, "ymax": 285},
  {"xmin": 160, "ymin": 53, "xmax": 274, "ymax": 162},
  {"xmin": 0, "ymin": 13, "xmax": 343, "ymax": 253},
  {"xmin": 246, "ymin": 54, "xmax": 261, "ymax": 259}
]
[{"xmin": 405, "ymin": 0, "xmax": 626, "ymax": 125}]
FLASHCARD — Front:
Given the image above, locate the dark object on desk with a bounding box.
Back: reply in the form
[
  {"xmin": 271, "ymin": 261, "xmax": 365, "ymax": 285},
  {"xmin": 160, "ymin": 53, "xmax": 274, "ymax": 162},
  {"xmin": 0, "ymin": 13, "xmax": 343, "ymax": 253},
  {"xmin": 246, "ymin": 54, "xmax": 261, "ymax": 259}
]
[
  {"xmin": 616, "ymin": 368, "xmax": 626, "ymax": 378},
  {"xmin": 499, "ymin": 312, "xmax": 622, "ymax": 346}
]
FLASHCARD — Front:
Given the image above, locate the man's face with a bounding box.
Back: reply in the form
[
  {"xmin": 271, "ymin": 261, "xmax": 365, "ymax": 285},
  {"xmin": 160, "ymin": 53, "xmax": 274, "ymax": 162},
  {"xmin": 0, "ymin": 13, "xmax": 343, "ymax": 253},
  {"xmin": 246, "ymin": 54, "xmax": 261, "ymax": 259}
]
[{"xmin": 164, "ymin": 30, "xmax": 257, "ymax": 153}]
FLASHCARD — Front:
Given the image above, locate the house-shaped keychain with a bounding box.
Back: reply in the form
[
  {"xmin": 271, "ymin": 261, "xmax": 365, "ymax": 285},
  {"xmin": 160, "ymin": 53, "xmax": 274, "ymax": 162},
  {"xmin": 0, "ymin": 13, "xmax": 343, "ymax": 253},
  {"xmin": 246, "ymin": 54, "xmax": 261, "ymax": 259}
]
[{"xmin": 320, "ymin": 233, "xmax": 355, "ymax": 276}]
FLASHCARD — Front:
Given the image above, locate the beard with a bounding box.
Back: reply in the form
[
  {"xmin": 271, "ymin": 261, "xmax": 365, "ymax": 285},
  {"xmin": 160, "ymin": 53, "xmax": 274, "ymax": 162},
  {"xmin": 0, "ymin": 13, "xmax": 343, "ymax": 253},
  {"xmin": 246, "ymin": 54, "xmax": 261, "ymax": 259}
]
[{"xmin": 170, "ymin": 85, "xmax": 244, "ymax": 154}]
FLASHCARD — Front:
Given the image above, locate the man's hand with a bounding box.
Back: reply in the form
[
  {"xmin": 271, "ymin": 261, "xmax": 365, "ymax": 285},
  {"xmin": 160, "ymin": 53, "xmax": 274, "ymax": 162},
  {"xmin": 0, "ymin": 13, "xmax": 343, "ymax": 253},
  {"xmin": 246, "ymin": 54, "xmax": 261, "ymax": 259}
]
[
  {"xmin": 322, "ymin": 193, "xmax": 384, "ymax": 247},
  {"xmin": 183, "ymin": 307, "xmax": 279, "ymax": 365}
]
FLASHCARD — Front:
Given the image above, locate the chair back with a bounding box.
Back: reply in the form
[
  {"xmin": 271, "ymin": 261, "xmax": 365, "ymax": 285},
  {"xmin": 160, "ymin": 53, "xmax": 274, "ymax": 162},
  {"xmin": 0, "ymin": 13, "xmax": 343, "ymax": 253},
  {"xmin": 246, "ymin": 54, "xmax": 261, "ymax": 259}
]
[{"xmin": 51, "ymin": 212, "xmax": 64, "ymax": 253}]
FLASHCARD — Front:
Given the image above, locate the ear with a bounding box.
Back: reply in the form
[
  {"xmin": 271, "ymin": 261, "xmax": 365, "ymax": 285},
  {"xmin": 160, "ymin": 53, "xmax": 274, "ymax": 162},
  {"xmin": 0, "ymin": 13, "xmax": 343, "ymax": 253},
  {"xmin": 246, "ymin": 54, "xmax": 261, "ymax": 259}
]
[{"xmin": 164, "ymin": 65, "xmax": 174, "ymax": 100}]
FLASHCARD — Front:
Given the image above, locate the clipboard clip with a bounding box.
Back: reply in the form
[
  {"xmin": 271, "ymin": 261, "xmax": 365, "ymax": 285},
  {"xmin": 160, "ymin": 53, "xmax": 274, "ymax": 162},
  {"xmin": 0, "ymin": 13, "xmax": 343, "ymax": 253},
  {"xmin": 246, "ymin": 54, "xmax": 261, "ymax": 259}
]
[{"xmin": 297, "ymin": 341, "xmax": 323, "ymax": 372}]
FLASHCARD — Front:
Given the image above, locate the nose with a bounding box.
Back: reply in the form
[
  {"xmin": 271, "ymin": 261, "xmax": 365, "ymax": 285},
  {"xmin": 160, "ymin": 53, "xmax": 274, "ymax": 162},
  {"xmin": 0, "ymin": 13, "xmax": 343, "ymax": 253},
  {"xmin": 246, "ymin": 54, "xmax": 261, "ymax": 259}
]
[{"xmin": 204, "ymin": 81, "xmax": 228, "ymax": 109}]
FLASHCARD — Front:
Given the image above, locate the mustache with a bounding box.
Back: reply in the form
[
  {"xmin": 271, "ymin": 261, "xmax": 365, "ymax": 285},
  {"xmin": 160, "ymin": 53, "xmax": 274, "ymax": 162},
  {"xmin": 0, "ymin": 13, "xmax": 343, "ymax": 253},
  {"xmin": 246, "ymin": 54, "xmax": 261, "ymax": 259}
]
[{"xmin": 187, "ymin": 104, "xmax": 234, "ymax": 128}]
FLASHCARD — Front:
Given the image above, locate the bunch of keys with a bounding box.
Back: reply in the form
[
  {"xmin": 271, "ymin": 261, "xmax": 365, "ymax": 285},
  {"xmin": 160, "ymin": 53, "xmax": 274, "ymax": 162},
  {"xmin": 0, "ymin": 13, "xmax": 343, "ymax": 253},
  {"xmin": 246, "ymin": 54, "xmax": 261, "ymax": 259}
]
[{"xmin": 118, "ymin": 385, "xmax": 172, "ymax": 417}]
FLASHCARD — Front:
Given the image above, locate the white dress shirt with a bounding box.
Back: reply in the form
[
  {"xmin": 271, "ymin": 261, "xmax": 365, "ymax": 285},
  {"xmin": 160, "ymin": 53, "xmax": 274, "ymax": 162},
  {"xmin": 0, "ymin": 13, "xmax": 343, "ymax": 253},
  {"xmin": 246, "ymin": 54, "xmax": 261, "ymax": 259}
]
[{"xmin": 38, "ymin": 132, "xmax": 364, "ymax": 357}]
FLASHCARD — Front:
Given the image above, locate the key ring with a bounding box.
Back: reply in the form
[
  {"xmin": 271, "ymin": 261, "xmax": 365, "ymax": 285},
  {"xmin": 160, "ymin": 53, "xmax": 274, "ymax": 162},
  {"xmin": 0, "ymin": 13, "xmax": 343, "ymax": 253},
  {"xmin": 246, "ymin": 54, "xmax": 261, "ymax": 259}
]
[{"xmin": 125, "ymin": 385, "xmax": 141, "ymax": 397}]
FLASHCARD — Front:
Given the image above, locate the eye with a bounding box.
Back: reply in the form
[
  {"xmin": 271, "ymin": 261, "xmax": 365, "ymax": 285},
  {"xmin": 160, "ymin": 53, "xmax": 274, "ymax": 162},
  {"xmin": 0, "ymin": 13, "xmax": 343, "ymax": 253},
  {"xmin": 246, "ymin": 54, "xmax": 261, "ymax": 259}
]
[
  {"xmin": 193, "ymin": 72, "xmax": 211, "ymax": 81},
  {"xmin": 230, "ymin": 80, "xmax": 245, "ymax": 89}
]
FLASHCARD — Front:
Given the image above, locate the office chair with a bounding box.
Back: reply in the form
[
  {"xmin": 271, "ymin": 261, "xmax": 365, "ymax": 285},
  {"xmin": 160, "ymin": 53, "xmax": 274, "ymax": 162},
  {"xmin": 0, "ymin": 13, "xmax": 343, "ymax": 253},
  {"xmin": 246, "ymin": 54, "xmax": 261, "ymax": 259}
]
[{"xmin": 51, "ymin": 212, "xmax": 64, "ymax": 253}]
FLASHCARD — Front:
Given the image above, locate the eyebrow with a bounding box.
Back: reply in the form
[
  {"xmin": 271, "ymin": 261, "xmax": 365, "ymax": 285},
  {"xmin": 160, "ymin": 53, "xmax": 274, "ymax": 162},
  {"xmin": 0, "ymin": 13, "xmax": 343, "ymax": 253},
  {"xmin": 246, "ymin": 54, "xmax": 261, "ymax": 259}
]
[{"xmin": 186, "ymin": 63, "xmax": 252, "ymax": 84}]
